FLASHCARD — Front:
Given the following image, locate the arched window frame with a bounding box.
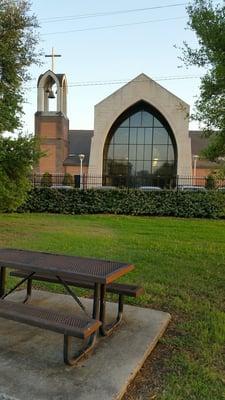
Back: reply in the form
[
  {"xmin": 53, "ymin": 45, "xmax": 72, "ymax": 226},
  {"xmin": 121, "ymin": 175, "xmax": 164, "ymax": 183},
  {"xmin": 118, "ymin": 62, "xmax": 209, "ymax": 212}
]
[{"xmin": 103, "ymin": 101, "xmax": 178, "ymax": 187}]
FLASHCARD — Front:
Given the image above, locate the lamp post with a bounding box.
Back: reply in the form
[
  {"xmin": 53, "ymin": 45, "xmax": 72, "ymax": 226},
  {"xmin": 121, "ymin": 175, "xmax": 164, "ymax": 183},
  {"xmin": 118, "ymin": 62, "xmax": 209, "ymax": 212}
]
[
  {"xmin": 193, "ymin": 155, "xmax": 199, "ymax": 185},
  {"xmin": 78, "ymin": 154, "xmax": 85, "ymax": 189},
  {"xmin": 0, "ymin": 65, "xmax": 3, "ymax": 100}
]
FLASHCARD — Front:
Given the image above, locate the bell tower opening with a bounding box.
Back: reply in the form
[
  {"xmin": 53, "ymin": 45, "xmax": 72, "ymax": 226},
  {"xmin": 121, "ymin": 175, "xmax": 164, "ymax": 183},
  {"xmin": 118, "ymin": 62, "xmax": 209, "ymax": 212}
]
[
  {"xmin": 37, "ymin": 69, "xmax": 67, "ymax": 116},
  {"xmin": 43, "ymin": 75, "xmax": 57, "ymax": 112}
]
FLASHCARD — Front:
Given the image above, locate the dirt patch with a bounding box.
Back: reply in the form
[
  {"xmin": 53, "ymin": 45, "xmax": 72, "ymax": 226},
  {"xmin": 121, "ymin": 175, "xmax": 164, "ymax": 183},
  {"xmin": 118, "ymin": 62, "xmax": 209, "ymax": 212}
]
[
  {"xmin": 122, "ymin": 320, "xmax": 182, "ymax": 400},
  {"xmin": 122, "ymin": 341, "xmax": 172, "ymax": 400}
]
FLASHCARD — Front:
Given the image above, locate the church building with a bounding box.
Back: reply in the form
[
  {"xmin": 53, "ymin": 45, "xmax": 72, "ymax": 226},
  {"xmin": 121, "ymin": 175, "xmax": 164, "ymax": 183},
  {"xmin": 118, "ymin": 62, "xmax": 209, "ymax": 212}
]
[{"xmin": 35, "ymin": 69, "xmax": 216, "ymax": 187}]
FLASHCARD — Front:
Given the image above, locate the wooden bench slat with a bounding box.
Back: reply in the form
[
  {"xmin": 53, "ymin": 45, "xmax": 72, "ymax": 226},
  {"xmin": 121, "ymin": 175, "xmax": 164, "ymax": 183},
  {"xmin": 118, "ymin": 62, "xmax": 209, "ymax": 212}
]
[
  {"xmin": 10, "ymin": 271, "xmax": 144, "ymax": 298},
  {"xmin": 0, "ymin": 300, "xmax": 101, "ymax": 339}
]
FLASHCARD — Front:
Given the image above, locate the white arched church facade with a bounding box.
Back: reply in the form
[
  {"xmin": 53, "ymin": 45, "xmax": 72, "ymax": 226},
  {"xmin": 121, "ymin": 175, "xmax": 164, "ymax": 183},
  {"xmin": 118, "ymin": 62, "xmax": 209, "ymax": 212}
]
[{"xmin": 89, "ymin": 74, "xmax": 192, "ymax": 184}]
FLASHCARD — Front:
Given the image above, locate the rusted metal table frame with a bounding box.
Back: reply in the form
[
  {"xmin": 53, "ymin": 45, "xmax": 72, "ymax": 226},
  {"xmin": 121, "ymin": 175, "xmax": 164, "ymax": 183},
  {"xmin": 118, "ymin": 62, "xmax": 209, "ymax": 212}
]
[{"xmin": 0, "ymin": 249, "xmax": 134, "ymax": 336}]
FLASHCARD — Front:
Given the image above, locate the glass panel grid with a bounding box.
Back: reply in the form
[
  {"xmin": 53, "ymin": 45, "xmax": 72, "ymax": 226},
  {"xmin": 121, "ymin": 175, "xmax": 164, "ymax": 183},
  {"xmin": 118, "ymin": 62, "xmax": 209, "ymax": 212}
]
[{"xmin": 104, "ymin": 109, "xmax": 176, "ymax": 181}]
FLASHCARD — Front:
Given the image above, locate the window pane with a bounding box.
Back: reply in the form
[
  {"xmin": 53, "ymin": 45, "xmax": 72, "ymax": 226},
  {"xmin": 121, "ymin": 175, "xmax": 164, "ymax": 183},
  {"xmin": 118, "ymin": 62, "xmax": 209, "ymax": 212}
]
[
  {"xmin": 110, "ymin": 134, "xmax": 114, "ymax": 144},
  {"xmin": 130, "ymin": 112, "xmax": 142, "ymax": 127},
  {"xmin": 154, "ymin": 117, "xmax": 163, "ymax": 127},
  {"xmin": 109, "ymin": 160, "xmax": 128, "ymax": 175},
  {"xmin": 120, "ymin": 118, "xmax": 129, "ymax": 127},
  {"xmin": 153, "ymin": 145, "xmax": 168, "ymax": 160},
  {"xmin": 152, "ymin": 161, "xmax": 167, "ymax": 174},
  {"xmin": 168, "ymin": 135, "xmax": 172, "ymax": 145},
  {"xmin": 137, "ymin": 128, "xmax": 145, "ymax": 144},
  {"xmin": 129, "ymin": 160, "xmax": 136, "ymax": 175},
  {"xmin": 153, "ymin": 128, "xmax": 168, "ymax": 145},
  {"xmin": 107, "ymin": 144, "xmax": 114, "ymax": 159},
  {"xmin": 136, "ymin": 161, "xmax": 144, "ymax": 173},
  {"xmin": 168, "ymin": 145, "xmax": 174, "ymax": 161},
  {"xmin": 143, "ymin": 161, "xmax": 151, "ymax": 173},
  {"xmin": 114, "ymin": 127, "xmax": 129, "ymax": 144},
  {"xmin": 152, "ymin": 161, "xmax": 175, "ymax": 176},
  {"xmin": 104, "ymin": 160, "xmax": 112, "ymax": 174},
  {"xmin": 130, "ymin": 128, "xmax": 137, "ymax": 144},
  {"xmin": 144, "ymin": 145, "xmax": 152, "ymax": 160},
  {"xmin": 145, "ymin": 128, "xmax": 152, "ymax": 144},
  {"xmin": 142, "ymin": 111, "xmax": 153, "ymax": 127},
  {"xmin": 136, "ymin": 145, "xmax": 144, "ymax": 160},
  {"xmin": 129, "ymin": 144, "xmax": 136, "ymax": 160},
  {"xmin": 113, "ymin": 144, "xmax": 128, "ymax": 160}
]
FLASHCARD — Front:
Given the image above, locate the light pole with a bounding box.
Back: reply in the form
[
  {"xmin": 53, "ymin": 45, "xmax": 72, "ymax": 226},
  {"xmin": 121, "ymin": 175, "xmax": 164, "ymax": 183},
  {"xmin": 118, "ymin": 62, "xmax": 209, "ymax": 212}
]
[
  {"xmin": 193, "ymin": 155, "xmax": 199, "ymax": 185},
  {"xmin": 78, "ymin": 154, "xmax": 85, "ymax": 189},
  {"xmin": 0, "ymin": 65, "xmax": 3, "ymax": 100}
]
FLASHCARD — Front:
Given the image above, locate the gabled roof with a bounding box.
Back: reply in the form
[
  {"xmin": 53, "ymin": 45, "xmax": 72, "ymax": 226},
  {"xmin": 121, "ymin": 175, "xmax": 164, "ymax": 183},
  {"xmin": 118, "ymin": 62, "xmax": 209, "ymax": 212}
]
[{"xmin": 95, "ymin": 73, "xmax": 189, "ymax": 108}]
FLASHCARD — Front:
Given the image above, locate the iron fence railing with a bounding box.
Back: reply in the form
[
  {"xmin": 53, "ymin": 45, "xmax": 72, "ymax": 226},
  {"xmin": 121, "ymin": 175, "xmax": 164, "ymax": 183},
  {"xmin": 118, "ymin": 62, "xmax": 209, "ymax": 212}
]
[{"xmin": 30, "ymin": 174, "xmax": 225, "ymax": 190}]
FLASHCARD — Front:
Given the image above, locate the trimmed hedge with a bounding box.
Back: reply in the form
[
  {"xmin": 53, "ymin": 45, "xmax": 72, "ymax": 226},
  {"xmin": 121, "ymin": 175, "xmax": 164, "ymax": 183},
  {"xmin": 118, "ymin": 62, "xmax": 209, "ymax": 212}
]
[{"xmin": 18, "ymin": 188, "xmax": 225, "ymax": 219}]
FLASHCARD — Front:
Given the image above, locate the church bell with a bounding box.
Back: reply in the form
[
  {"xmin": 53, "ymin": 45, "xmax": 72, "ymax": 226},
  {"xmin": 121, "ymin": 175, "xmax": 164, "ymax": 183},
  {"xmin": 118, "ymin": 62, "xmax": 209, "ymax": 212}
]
[
  {"xmin": 46, "ymin": 89, "xmax": 55, "ymax": 99},
  {"xmin": 48, "ymin": 89, "xmax": 55, "ymax": 99}
]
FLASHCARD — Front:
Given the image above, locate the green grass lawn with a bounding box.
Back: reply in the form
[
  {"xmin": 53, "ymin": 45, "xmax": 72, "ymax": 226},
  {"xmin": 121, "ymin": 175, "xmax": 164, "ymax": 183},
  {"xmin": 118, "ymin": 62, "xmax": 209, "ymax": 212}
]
[{"xmin": 0, "ymin": 213, "xmax": 225, "ymax": 399}]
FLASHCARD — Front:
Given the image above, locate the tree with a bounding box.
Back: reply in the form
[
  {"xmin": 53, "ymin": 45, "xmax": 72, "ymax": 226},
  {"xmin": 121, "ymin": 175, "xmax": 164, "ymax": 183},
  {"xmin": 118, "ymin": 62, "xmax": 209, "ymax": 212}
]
[
  {"xmin": 0, "ymin": 0, "xmax": 40, "ymax": 133},
  {"xmin": 0, "ymin": 135, "xmax": 41, "ymax": 211},
  {"xmin": 0, "ymin": 1, "xmax": 41, "ymax": 211},
  {"xmin": 40, "ymin": 172, "xmax": 53, "ymax": 188},
  {"xmin": 181, "ymin": 0, "xmax": 225, "ymax": 161}
]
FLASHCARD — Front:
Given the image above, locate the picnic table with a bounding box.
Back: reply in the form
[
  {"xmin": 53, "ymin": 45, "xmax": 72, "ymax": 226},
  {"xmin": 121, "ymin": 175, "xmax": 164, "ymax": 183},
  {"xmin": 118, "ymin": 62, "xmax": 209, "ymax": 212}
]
[{"xmin": 0, "ymin": 248, "xmax": 142, "ymax": 365}]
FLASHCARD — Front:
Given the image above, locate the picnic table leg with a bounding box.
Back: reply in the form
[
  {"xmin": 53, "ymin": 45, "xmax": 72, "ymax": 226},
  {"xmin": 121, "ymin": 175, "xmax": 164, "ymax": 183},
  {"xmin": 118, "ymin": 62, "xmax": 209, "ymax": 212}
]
[
  {"xmin": 64, "ymin": 283, "xmax": 101, "ymax": 366},
  {"xmin": 0, "ymin": 267, "xmax": 6, "ymax": 298},
  {"xmin": 99, "ymin": 284, "xmax": 124, "ymax": 336},
  {"xmin": 24, "ymin": 278, "xmax": 32, "ymax": 303},
  {"xmin": 92, "ymin": 282, "xmax": 101, "ymax": 319}
]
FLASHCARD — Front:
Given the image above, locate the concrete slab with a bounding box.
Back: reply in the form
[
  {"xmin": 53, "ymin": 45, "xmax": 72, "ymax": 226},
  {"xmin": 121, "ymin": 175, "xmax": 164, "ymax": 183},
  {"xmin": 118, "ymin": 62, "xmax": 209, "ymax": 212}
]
[{"xmin": 0, "ymin": 290, "xmax": 170, "ymax": 400}]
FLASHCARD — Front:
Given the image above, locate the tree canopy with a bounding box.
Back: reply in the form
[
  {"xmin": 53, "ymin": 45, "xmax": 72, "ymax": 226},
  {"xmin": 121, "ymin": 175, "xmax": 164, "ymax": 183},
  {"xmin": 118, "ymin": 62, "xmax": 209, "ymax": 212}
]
[
  {"xmin": 182, "ymin": 0, "xmax": 225, "ymax": 161},
  {"xmin": 0, "ymin": 1, "xmax": 42, "ymax": 211},
  {"xmin": 0, "ymin": 0, "xmax": 40, "ymax": 133}
]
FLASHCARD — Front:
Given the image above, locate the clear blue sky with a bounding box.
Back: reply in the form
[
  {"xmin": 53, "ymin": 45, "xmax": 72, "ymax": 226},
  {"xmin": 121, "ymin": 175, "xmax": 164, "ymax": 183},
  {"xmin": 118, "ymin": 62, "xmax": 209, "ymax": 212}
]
[{"xmin": 23, "ymin": 1, "xmax": 208, "ymax": 133}]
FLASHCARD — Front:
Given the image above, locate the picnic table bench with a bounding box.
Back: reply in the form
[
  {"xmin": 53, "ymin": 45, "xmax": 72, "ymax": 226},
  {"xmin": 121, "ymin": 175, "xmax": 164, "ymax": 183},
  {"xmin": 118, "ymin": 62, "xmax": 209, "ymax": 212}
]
[
  {"xmin": 0, "ymin": 248, "xmax": 143, "ymax": 365},
  {"xmin": 0, "ymin": 299, "xmax": 101, "ymax": 365}
]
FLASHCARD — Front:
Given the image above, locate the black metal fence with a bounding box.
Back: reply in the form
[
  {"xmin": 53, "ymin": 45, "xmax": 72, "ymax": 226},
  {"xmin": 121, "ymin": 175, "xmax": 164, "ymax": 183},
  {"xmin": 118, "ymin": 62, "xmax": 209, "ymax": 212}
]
[{"xmin": 30, "ymin": 174, "xmax": 225, "ymax": 190}]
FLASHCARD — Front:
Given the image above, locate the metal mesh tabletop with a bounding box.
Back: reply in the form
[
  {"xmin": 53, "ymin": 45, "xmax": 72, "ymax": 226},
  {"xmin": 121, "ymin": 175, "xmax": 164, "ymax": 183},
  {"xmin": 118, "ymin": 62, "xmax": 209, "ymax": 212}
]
[{"xmin": 0, "ymin": 249, "xmax": 134, "ymax": 284}]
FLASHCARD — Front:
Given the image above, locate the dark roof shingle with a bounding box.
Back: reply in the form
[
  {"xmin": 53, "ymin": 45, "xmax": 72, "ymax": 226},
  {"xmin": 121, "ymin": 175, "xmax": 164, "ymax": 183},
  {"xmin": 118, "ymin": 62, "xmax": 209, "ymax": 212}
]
[{"xmin": 63, "ymin": 130, "xmax": 94, "ymax": 166}]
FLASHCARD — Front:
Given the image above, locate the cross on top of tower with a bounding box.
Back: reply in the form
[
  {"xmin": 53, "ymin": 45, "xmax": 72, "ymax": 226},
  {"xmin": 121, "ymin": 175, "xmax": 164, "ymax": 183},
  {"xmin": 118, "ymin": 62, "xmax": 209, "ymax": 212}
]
[{"xmin": 45, "ymin": 47, "xmax": 61, "ymax": 72}]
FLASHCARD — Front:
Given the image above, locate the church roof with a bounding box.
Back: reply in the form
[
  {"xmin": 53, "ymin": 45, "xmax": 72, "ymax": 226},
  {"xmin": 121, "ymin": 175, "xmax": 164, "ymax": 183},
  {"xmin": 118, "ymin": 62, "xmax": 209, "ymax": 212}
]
[
  {"xmin": 63, "ymin": 130, "xmax": 94, "ymax": 166},
  {"xmin": 189, "ymin": 130, "xmax": 218, "ymax": 168}
]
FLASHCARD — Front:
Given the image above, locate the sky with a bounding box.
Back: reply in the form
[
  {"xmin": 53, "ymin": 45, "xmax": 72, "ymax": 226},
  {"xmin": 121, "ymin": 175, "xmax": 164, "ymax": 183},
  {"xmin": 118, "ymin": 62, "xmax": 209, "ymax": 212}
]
[{"xmin": 22, "ymin": 0, "xmax": 208, "ymax": 133}]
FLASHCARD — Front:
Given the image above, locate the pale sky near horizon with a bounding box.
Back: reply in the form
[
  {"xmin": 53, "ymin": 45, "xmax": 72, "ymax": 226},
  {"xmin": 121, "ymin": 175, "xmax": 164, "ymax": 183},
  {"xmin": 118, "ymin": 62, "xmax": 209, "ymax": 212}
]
[{"xmin": 21, "ymin": 0, "xmax": 212, "ymax": 134}]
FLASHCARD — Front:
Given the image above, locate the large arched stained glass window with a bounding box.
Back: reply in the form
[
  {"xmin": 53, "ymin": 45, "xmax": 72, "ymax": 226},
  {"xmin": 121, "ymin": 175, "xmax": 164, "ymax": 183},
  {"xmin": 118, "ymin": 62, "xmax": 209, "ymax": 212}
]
[{"xmin": 103, "ymin": 106, "xmax": 177, "ymax": 188}]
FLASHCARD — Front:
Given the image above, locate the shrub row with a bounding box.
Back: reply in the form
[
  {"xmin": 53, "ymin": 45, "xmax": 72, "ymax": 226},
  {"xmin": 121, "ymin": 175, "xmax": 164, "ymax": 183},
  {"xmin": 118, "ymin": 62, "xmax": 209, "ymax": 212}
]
[{"xmin": 18, "ymin": 188, "xmax": 225, "ymax": 219}]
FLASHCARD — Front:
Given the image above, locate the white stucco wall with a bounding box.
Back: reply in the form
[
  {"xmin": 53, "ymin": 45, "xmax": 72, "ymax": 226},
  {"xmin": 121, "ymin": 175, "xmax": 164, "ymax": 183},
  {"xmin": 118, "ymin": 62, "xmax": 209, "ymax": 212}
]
[{"xmin": 89, "ymin": 73, "xmax": 192, "ymax": 179}]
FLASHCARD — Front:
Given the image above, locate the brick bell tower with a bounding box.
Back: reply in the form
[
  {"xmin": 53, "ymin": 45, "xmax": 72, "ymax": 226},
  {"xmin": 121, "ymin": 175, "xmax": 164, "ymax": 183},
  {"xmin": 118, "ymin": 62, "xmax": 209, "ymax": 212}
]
[{"xmin": 35, "ymin": 68, "xmax": 69, "ymax": 173}]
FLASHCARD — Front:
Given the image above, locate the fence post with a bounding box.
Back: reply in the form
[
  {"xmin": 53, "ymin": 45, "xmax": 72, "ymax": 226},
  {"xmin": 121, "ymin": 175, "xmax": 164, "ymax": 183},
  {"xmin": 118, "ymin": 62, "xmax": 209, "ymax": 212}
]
[{"xmin": 74, "ymin": 175, "xmax": 80, "ymax": 188}]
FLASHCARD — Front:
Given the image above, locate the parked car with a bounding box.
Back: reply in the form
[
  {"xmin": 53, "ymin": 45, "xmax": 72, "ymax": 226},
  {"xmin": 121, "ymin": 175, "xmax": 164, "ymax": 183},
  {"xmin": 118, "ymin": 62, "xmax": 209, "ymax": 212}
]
[
  {"xmin": 138, "ymin": 186, "xmax": 162, "ymax": 191},
  {"xmin": 51, "ymin": 185, "xmax": 73, "ymax": 190},
  {"xmin": 178, "ymin": 185, "xmax": 206, "ymax": 191},
  {"xmin": 95, "ymin": 186, "xmax": 117, "ymax": 190}
]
